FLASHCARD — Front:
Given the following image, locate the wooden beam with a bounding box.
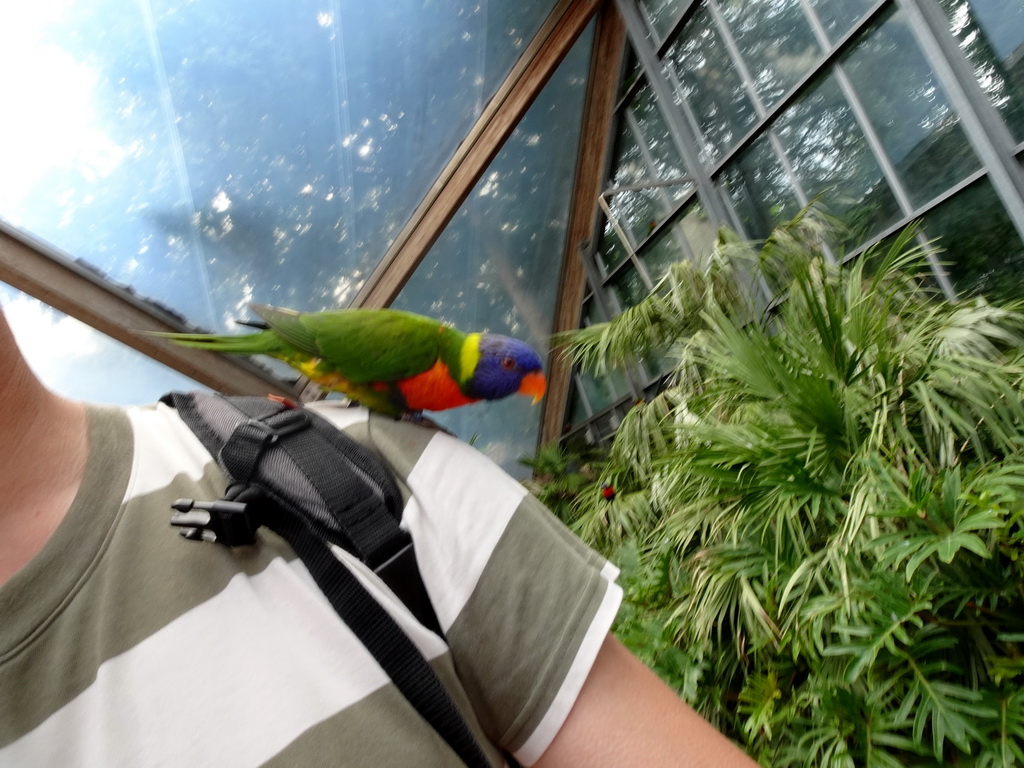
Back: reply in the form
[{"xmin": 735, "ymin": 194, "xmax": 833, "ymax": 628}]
[
  {"xmin": 352, "ymin": 0, "xmax": 602, "ymax": 309},
  {"xmin": 540, "ymin": 1, "xmax": 626, "ymax": 446},
  {"xmin": 0, "ymin": 226, "xmax": 298, "ymax": 398}
]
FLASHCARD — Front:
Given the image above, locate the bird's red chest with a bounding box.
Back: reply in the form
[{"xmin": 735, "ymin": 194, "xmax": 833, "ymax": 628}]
[{"xmin": 397, "ymin": 360, "xmax": 477, "ymax": 412}]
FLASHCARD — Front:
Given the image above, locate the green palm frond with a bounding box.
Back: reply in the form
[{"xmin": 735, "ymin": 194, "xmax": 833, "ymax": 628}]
[{"xmin": 531, "ymin": 208, "xmax": 1024, "ymax": 763}]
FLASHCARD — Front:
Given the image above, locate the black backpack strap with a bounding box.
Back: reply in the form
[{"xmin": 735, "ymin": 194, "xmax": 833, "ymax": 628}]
[
  {"xmin": 160, "ymin": 391, "xmax": 494, "ymax": 767},
  {"xmin": 266, "ymin": 503, "xmax": 493, "ymax": 768}
]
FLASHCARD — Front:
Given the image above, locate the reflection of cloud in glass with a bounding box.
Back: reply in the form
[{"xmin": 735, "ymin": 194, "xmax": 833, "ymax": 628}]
[
  {"xmin": 0, "ymin": 4, "xmax": 125, "ymax": 216},
  {"xmin": 1, "ymin": 0, "xmax": 564, "ymax": 335},
  {"xmin": 0, "ymin": 285, "xmax": 204, "ymax": 405},
  {"xmin": 5, "ymin": 293, "xmax": 102, "ymax": 364}
]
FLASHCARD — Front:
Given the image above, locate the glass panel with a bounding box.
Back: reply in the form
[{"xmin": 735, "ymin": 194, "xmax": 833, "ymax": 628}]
[
  {"xmin": 563, "ymin": 302, "xmax": 632, "ymax": 427},
  {"xmin": 606, "ymin": 262, "xmax": 650, "ymax": 312},
  {"xmin": 809, "ymin": 0, "xmax": 877, "ymax": 45},
  {"xmin": 940, "ymin": 0, "xmax": 1024, "ymax": 143},
  {"xmin": 716, "ymin": 0, "xmax": 821, "ymax": 110},
  {"xmin": 629, "ymin": 85, "xmax": 693, "ymax": 204},
  {"xmin": 605, "ymin": 84, "xmax": 693, "ymax": 249},
  {"xmin": 641, "ymin": 219, "xmax": 687, "ymax": 281},
  {"xmin": 773, "ymin": 72, "xmax": 902, "ymax": 246},
  {"xmin": 598, "ymin": 218, "xmax": 631, "ymax": 275},
  {"xmin": 841, "ymin": 9, "xmax": 981, "ymax": 208},
  {"xmin": 392, "ymin": 25, "xmax": 595, "ymax": 475},
  {"xmin": 590, "ymin": 411, "xmax": 618, "ymax": 444},
  {"xmin": 921, "ymin": 178, "xmax": 1024, "ymax": 305},
  {"xmin": 565, "ymin": 379, "xmax": 593, "ymax": 430},
  {"xmin": 642, "ymin": 200, "xmax": 715, "ymax": 280},
  {"xmin": 607, "ymin": 118, "xmax": 662, "ymax": 247},
  {"xmin": 719, "ymin": 134, "xmax": 801, "ymax": 241},
  {"xmin": 640, "ymin": 0, "xmax": 690, "ymax": 43},
  {"xmin": 0, "ymin": 0, "xmax": 560, "ymax": 332},
  {"xmin": 0, "ymin": 284, "xmax": 203, "ymax": 404},
  {"xmin": 580, "ymin": 369, "xmax": 630, "ymax": 418},
  {"xmin": 664, "ymin": 4, "xmax": 758, "ymax": 164}
]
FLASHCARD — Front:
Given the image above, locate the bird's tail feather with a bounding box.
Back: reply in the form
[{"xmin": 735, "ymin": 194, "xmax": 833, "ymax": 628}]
[{"xmin": 148, "ymin": 330, "xmax": 279, "ymax": 356}]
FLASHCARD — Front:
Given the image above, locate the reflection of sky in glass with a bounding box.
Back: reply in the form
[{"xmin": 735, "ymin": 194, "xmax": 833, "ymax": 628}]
[
  {"xmin": 0, "ymin": 284, "xmax": 204, "ymax": 404},
  {"xmin": 0, "ymin": 0, "xmax": 557, "ymax": 332},
  {"xmin": 393, "ymin": 25, "xmax": 595, "ymax": 475},
  {"xmin": 962, "ymin": 0, "xmax": 1023, "ymax": 60}
]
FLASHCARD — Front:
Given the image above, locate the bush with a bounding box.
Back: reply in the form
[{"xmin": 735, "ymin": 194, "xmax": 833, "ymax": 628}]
[{"xmin": 539, "ymin": 211, "xmax": 1024, "ymax": 766}]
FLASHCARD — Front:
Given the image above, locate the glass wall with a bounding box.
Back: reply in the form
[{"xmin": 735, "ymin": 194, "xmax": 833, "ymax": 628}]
[
  {"xmin": 0, "ymin": 0, "xmax": 560, "ymax": 333},
  {"xmin": 0, "ymin": 1, "xmax": 588, "ymax": 471},
  {"xmin": 394, "ymin": 25, "xmax": 595, "ymax": 474},
  {"xmin": 563, "ymin": 0, "xmax": 1024, "ymax": 445}
]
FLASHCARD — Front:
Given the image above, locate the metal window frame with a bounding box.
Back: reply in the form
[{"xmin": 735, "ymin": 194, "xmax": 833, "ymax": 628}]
[
  {"xmin": 352, "ymin": 0, "xmax": 604, "ymax": 309},
  {"xmin": 0, "ymin": 223, "xmax": 298, "ymax": 398},
  {"xmin": 896, "ymin": 0, "xmax": 1024, "ymax": 244},
  {"xmin": 611, "ymin": 0, "xmax": 1024, "ymax": 288},
  {"xmin": 540, "ymin": 0, "xmax": 629, "ymax": 445},
  {"xmin": 562, "ymin": 0, "xmax": 1024, "ymax": 445}
]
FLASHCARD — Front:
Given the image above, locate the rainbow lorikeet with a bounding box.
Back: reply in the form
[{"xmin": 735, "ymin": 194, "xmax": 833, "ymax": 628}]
[{"xmin": 156, "ymin": 304, "xmax": 547, "ymax": 416}]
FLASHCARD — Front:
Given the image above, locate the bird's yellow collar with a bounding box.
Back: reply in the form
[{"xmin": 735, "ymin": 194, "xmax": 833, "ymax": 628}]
[{"xmin": 460, "ymin": 333, "xmax": 482, "ymax": 382}]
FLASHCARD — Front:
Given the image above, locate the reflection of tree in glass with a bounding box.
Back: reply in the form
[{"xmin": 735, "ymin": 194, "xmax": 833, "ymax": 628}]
[
  {"xmin": 774, "ymin": 72, "xmax": 901, "ymax": 248},
  {"xmin": 607, "ymin": 264, "xmax": 649, "ymax": 312},
  {"xmin": 720, "ymin": 134, "xmax": 800, "ymax": 240},
  {"xmin": 602, "ymin": 82, "xmax": 693, "ymax": 253},
  {"xmin": 808, "ymin": 0, "xmax": 877, "ymax": 44},
  {"xmin": 664, "ymin": 5, "xmax": 757, "ymax": 164},
  {"xmin": 922, "ymin": 179, "xmax": 1024, "ymax": 304},
  {"xmin": 716, "ymin": 0, "xmax": 821, "ymax": 110},
  {"xmin": 598, "ymin": 220, "xmax": 630, "ymax": 274},
  {"xmin": 629, "ymin": 86, "xmax": 691, "ymax": 198},
  {"xmin": 841, "ymin": 9, "xmax": 980, "ymax": 207},
  {"xmin": 20, "ymin": 0, "xmax": 558, "ymax": 333},
  {"xmin": 639, "ymin": 0, "xmax": 689, "ymax": 42},
  {"xmin": 607, "ymin": 119, "xmax": 659, "ymax": 247}
]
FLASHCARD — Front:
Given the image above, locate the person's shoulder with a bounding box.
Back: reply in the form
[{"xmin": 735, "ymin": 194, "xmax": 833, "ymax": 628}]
[{"xmin": 303, "ymin": 400, "xmax": 373, "ymax": 431}]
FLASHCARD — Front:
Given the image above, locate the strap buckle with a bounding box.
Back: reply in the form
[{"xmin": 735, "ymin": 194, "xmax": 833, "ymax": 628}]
[
  {"xmin": 220, "ymin": 409, "xmax": 312, "ymax": 482},
  {"xmin": 169, "ymin": 496, "xmax": 261, "ymax": 546},
  {"xmin": 243, "ymin": 409, "xmax": 310, "ymax": 443}
]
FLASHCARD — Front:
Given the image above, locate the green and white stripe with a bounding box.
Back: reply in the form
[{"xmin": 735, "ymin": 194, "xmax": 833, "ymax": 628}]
[{"xmin": 0, "ymin": 400, "xmax": 620, "ymax": 767}]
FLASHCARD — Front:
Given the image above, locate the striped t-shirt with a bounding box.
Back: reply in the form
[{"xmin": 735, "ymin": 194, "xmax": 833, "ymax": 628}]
[{"xmin": 0, "ymin": 401, "xmax": 621, "ymax": 767}]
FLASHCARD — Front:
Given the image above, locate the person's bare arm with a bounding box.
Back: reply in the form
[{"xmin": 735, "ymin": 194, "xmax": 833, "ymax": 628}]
[{"xmin": 533, "ymin": 634, "xmax": 759, "ymax": 767}]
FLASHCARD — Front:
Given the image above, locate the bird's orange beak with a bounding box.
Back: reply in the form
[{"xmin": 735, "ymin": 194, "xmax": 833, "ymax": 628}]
[{"xmin": 519, "ymin": 371, "xmax": 547, "ymax": 404}]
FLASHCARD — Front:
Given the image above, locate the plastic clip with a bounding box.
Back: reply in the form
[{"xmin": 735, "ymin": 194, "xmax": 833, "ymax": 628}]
[{"xmin": 170, "ymin": 497, "xmax": 260, "ymax": 546}]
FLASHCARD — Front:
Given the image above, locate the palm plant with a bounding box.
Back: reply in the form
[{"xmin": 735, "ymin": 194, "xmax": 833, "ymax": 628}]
[{"xmin": 553, "ymin": 210, "xmax": 1024, "ymax": 765}]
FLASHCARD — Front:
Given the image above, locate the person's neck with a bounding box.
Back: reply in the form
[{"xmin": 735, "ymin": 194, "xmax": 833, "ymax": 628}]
[{"xmin": 0, "ymin": 364, "xmax": 88, "ymax": 586}]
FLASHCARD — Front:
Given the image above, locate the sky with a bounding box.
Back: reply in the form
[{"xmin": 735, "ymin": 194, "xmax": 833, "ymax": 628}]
[{"xmin": 0, "ymin": 284, "xmax": 202, "ymax": 405}]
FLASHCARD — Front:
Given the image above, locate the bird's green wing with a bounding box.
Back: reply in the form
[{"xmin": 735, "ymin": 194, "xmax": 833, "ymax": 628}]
[
  {"xmin": 249, "ymin": 304, "xmax": 322, "ymax": 354},
  {"xmin": 252, "ymin": 305, "xmax": 461, "ymax": 383}
]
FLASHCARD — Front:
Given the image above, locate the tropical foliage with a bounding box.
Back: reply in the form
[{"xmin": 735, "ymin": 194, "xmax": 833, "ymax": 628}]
[{"xmin": 534, "ymin": 211, "xmax": 1024, "ymax": 765}]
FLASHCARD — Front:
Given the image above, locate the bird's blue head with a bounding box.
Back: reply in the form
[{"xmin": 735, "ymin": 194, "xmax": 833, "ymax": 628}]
[{"xmin": 466, "ymin": 334, "xmax": 546, "ymax": 403}]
